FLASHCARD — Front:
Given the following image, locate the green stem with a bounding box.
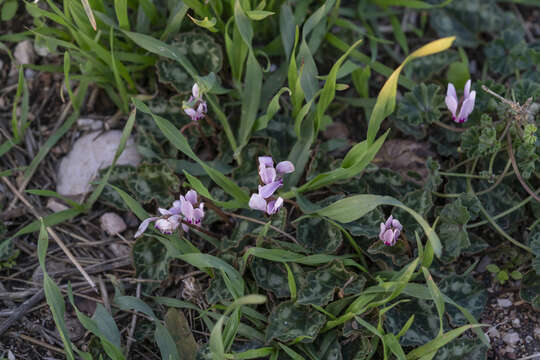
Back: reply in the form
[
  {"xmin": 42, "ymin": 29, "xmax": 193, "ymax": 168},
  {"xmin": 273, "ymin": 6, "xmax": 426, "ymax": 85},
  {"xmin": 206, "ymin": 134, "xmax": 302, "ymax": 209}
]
[
  {"xmin": 466, "ymin": 159, "xmax": 532, "ymax": 253},
  {"xmin": 467, "ymin": 188, "xmax": 539, "ymax": 229},
  {"xmin": 439, "ymin": 171, "xmax": 492, "ymax": 179}
]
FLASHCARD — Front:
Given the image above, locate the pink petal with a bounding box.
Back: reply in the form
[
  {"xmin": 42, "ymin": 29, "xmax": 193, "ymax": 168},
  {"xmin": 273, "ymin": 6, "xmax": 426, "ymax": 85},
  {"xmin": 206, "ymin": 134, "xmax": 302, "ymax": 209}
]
[
  {"xmin": 267, "ymin": 197, "xmax": 284, "ymax": 215},
  {"xmin": 456, "ymin": 91, "xmax": 476, "ymax": 123},
  {"xmin": 158, "ymin": 208, "xmax": 171, "ymax": 215},
  {"xmin": 192, "ymin": 83, "xmax": 200, "ymax": 98},
  {"xmin": 276, "ymin": 161, "xmax": 295, "ymax": 175},
  {"xmin": 260, "ymin": 167, "xmax": 277, "ymax": 185},
  {"xmin": 463, "ymin": 79, "xmax": 471, "ymax": 99},
  {"xmin": 258, "ymin": 180, "xmax": 282, "ymax": 199},
  {"xmin": 184, "ymin": 108, "xmax": 197, "ymax": 120},
  {"xmin": 447, "ymin": 83, "xmax": 457, "ymax": 102},
  {"xmin": 180, "ymin": 197, "xmax": 194, "ymax": 220},
  {"xmin": 249, "ymin": 193, "xmax": 267, "ymax": 211},
  {"xmin": 392, "ymin": 219, "xmax": 402, "ymax": 230},
  {"xmin": 385, "ymin": 215, "xmax": 393, "ymax": 227},
  {"xmin": 383, "ymin": 230, "xmax": 395, "ymax": 246},
  {"xmin": 445, "ymin": 95, "xmax": 458, "ymax": 118},
  {"xmin": 134, "ymin": 217, "xmax": 158, "ymax": 238},
  {"xmin": 193, "ymin": 208, "xmax": 204, "ymax": 224},
  {"xmin": 379, "ymin": 223, "xmax": 387, "ymax": 239},
  {"xmin": 258, "ymin": 156, "xmax": 274, "ymax": 167},
  {"xmin": 182, "ymin": 223, "xmax": 190, "ymax": 232},
  {"xmin": 185, "ymin": 190, "xmax": 198, "ymax": 205}
]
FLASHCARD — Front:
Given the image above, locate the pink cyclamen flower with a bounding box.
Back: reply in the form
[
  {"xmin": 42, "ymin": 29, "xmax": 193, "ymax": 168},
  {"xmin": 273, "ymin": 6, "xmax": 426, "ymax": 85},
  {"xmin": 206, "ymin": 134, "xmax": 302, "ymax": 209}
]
[
  {"xmin": 445, "ymin": 79, "xmax": 476, "ymax": 124},
  {"xmin": 179, "ymin": 190, "xmax": 205, "ymax": 232},
  {"xmin": 134, "ymin": 190, "xmax": 205, "ymax": 237},
  {"xmin": 379, "ymin": 215, "xmax": 403, "ymax": 246},
  {"xmin": 249, "ymin": 156, "xmax": 294, "ymax": 215},
  {"xmin": 184, "ymin": 83, "xmax": 207, "ymax": 121}
]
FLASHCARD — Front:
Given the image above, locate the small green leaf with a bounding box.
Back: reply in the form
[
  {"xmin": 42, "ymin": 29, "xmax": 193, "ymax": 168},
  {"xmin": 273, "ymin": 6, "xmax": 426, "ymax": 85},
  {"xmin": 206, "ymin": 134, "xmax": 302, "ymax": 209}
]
[{"xmin": 1, "ymin": 0, "xmax": 18, "ymax": 21}]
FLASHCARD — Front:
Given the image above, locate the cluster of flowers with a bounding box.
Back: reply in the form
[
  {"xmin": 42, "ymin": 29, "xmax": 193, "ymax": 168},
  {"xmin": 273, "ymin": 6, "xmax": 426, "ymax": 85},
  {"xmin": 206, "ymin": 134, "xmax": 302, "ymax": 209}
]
[
  {"xmin": 183, "ymin": 83, "xmax": 207, "ymax": 122},
  {"xmin": 248, "ymin": 156, "xmax": 295, "ymax": 215},
  {"xmin": 136, "ymin": 79, "xmax": 482, "ymax": 246},
  {"xmin": 135, "ymin": 190, "xmax": 205, "ymax": 238}
]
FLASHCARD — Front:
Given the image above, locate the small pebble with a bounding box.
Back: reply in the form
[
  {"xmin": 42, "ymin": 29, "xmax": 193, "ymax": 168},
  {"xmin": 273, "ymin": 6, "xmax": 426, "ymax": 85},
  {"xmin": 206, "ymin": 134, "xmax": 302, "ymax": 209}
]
[
  {"xmin": 535, "ymin": 327, "xmax": 540, "ymax": 341},
  {"xmin": 109, "ymin": 243, "xmax": 130, "ymax": 258},
  {"xmin": 497, "ymin": 298, "xmax": 513, "ymax": 308},
  {"xmin": 46, "ymin": 198, "xmax": 69, "ymax": 213},
  {"xmin": 502, "ymin": 332, "xmax": 520, "ymax": 346},
  {"xmin": 512, "ymin": 318, "xmax": 520, "ymax": 328},
  {"xmin": 100, "ymin": 212, "xmax": 127, "ymax": 235},
  {"xmin": 526, "ymin": 335, "xmax": 533, "ymax": 344},
  {"xmin": 487, "ymin": 327, "xmax": 500, "ymax": 338},
  {"xmin": 14, "ymin": 40, "xmax": 36, "ymax": 65}
]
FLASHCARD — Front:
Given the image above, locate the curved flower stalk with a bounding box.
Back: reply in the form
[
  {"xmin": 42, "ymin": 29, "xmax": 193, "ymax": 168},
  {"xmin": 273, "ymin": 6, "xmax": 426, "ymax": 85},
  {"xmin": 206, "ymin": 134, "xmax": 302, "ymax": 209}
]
[
  {"xmin": 135, "ymin": 190, "xmax": 205, "ymax": 238},
  {"xmin": 249, "ymin": 156, "xmax": 294, "ymax": 215},
  {"xmin": 379, "ymin": 215, "xmax": 403, "ymax": 246},
  {"xmin": 183, "ymin": 83, "xmax": 207, "ymax": 121},
  {"xmin": 445, "ymin": 79, "xmax": 476, "ymax": 124}
]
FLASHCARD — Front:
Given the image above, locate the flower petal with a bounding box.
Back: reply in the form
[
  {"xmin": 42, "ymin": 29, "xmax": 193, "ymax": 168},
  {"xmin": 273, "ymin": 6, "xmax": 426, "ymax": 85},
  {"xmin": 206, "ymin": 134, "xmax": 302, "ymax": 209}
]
[
  {"xmin": 391, "ymin": 218, "xmax": 402, "ymax": 231},
  {"xmin": 185, "ymin": 190, "xmax": 198, "ymax": 205},
  {"xmin": 456, "ymin": 90, "xmax": 476, "ymax": 123},
  {"xmin": 158, "ymin": 208, "xmax": 171, "ymax": 215},
  {"xmin": 260, "ymin": 166, "xmax": 277, "ymax": 185},
  {"xmin": 180, "ymin": 197, "xmax": 194, "ymax": 220},
  {"xmin": 258, "ymin": 156, "xmax": 274, "ymax": 167},
  {"xmin": 276, "ymin": 161, "xmax": 295, "ymax": 175},
  {"xmin": 182, "ymin": 223, "xmax": 190, "ymax": 232},
  {"xmin": 445, "ymin": 94, "xmax": 458, "ymax": 118},
  {"xmin": 383, "ymin": 230, "xmax": 395, "ymax": 246},
  {"xmin": 267, "ymin": 197, "xmax": 284, "ymax": 215},
  {"xmin": 134, "ymin": 217, "xmax": 158, "ymax": 238},
  {"xmin": 379, "ymin": 223, "xmax": 387, "ymax": 240},
  {"xmin": 463, "ymin": 79, "xmax": 471, "ymax": 99},
  {"xmin": 184, "ymin": 108, "xmax": 197, "ymax": 120},
  {"xmin": 258, "ymin": 180, "xmax": 282, "ymax": 198},
  {"xmin": 385, "ymin": 215, "xmax": 393, "ymax": 227},
  {"xmin": 192, "ymin": 83, "xmax": 200, "ymax": 98},
  {"xmin": 249, "ymin": 193, "xmax": 267, "ymax": 211},
  {"xmin": 447, "ymin": 83, "xmax": 457, "ymax": 102}
]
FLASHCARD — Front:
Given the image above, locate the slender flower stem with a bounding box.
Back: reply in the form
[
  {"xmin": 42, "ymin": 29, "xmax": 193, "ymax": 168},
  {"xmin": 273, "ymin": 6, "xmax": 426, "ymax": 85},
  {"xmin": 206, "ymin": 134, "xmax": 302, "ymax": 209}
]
[
  {"xmin": 446, "ymin": 156, "xmax": 480, "ymax": 172},
  {"xmin": 433, "ymin": 120, "xmax": 467, "ymax": 133},
  {"xmin": 181, "ymin": 219, "xmax": 220, "ymax": 239},
  {"xmin": 507, "ymin": 131, "xmax": 540, "ymax": 202},
  {"xmin": 204, "ymin": 199, "xmax": 231, "ymax": 223},
  {"xmin": 439, "ymin": 171, "xmax": 492, "ymax": 179},
  {"xmin": 223, "ymin": 211, "xmax": 299, "ymax": 245}
]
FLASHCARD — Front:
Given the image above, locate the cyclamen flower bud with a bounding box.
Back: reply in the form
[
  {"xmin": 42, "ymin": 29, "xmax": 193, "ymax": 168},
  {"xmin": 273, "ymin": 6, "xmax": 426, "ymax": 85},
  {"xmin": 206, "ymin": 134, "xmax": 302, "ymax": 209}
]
[{"xmin": 184, "ymin": 83, "xmax": 207, "ymax": 121}]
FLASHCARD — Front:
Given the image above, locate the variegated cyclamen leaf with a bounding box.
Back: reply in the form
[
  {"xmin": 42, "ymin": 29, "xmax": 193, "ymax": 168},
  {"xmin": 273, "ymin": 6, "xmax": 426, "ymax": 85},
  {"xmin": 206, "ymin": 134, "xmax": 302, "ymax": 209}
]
[
  {"xmin": 251, "ymin": 258, "xmax": 304, "ymax": 299},
  {"xmin": 438, "ymin": 274, "xmax": 487, "ymax": 327},
  {"xmin": 265, "ymin": 301, "xmax": 326, "ymax": 343},
  {"xmin": 297, "ymin": 261, "xmax": 365, "ymax": 306},
  {"xmin": 433, "ymin": 338, "xmax": 487, "ymax": 360},
  {"xmin": 520, "ymin": 271, "xmax": 540, "ymax": 310},
  {"xmin": 297, "ymin": 217, "xmax": 343, "ymax": 254}
]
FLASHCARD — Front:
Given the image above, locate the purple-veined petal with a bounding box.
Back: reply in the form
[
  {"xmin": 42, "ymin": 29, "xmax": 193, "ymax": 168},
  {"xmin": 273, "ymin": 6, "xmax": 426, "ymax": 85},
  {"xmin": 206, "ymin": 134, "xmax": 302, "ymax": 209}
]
[
  {"xmin": 196, "ymin": 103, "xmax": 206, "ymax": 118},
  {"xmin": 258, "ymin": 156, "xmax": 274, "ymax": 167},
  {"xmin": 249, "ymin": 193, "xmax": 267, "ymax": 211},
  {"xmin": 463, "ymin": 79, "xmax": 471, "ymax": 99},
  {"xmin": 192, "ymin": 83, "xmax": 200, "ymax": 98},
  {"xmin": 134, "ymin": 217, "xmax": 159, "ymax": 238},
  {"xmin": 456, "ymin": 91, "xmax": 476, "ymax": 123},
  {"xmin": 185, "ymin": 190, "xmax": 198, "ymax": 205},
  {"xmin": 445, "ymin": 94, "xmax": 458, "ymax": 118},
  {"xmin": 182, "ymin": 223, "xmax": 190, "ymax": 232},
  {"xmin": 260, "ymin": 166, "xmax": 277, "ymax": 185},
  {"xmin": 385, "ymin": 215, "xmax": 393, "ymax": 227},
  {"xmin": 258, "ymin": 180, "xmax": 282, "ymax": 198},
  {"xmin": 155, "ymin": 218, "xmax": 178, "ymax": 234},
  {"xmin": 276, "ymin": 161, "xmax": 295, "ymax": 175}
]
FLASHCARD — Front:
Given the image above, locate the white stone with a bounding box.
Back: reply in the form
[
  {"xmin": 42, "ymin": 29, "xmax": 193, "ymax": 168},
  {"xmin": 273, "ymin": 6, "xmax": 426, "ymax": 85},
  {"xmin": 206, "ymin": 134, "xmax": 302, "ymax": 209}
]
[
  {"xmin": 77, "ymin": 118, "xmax": 103, "ymax": 131},
  {"xmin": 14, "ymin": 40, "xmax": 35, "ymax": 65},
  {"xmin": 109, "ymin": 243, "xmax": 130, "ymax": 258},
  {"xmin": 512, "ymin": 318, "xmax": 520, "ymax": 328},
  {"xmin": 502, "ymin": 332, "xmax": 520, "ymax": 345},
  {"xmin": 497, "ymin": 298, "xmax": 513, "ymax": 308},
  {"xmin": 56, "ymin": 130, "xmax": 140, "ymax": 196},
  {"xmin": 100, "ymin": 212, "xmax": 127, "ymax": 235},
  {"xmin": 46, "ymin": 198, "xmax": 69, "ymax": 213}
]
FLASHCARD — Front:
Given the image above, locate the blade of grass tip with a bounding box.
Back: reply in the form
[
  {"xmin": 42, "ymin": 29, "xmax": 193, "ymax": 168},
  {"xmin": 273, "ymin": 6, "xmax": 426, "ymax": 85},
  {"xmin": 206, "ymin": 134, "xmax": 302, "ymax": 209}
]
[{"xmin": 81, "ymin": 0, "xmax": 97, "ymax": 30}]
